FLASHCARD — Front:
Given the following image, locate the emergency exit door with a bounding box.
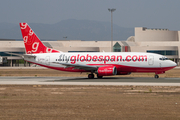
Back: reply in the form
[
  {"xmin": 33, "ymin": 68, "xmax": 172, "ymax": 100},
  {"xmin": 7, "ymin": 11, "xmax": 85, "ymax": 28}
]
[{"xmin": 148, "ymin": 56, "xmax": 154, "ymax": 65}]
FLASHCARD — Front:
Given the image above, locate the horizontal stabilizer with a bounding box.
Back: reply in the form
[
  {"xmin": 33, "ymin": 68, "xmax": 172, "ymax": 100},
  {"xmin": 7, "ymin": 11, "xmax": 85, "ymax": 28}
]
[{"xmin": 5, "ymin": 52, "xmax": 36, "ymax": 59}]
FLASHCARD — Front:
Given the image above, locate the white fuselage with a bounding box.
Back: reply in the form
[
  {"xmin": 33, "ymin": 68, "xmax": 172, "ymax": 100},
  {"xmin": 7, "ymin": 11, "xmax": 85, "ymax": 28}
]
[{"xmin": 24, "ymin": 52, "xmax": 177, "ymax": 74}]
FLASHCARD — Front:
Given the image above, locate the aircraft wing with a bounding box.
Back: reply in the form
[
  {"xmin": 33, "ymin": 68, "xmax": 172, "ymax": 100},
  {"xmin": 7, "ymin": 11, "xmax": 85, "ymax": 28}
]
[{"xmin": 52, "ymin": 62, "xmax": 98, "ymax": 71}]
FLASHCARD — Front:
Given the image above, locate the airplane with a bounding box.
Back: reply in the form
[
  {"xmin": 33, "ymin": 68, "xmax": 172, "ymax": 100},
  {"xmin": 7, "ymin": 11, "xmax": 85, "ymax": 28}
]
[{"xmin": 19, "ymin": 23, "xmax": 177, "ymax": 79}]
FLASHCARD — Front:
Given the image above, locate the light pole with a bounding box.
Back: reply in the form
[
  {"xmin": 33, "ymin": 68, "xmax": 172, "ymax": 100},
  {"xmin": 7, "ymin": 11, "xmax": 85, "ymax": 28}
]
[{"xmin": 108, "ymin": 8, "xmax": 116, "ymax": 52}]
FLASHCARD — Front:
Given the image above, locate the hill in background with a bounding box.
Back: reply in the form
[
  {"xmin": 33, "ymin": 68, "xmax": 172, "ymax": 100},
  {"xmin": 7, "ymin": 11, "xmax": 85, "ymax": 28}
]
[{"xmin": 0, "ymin": 19, "xmax": 134, "ymax": 41}]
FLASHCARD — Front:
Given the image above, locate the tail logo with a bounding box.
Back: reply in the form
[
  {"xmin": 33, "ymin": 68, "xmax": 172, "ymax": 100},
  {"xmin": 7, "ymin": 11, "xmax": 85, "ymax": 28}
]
[
  {"xmin": 20, "ymin": 23, "xmax": 27, "ymax": 29},
  {"xmin": 23, "ymin": 35, "xmax": 33, "ymax": 45},
  {"xmin": 29, "ymin": 29, "xmax": 34, "ymax": 36},
  {"xmin": 20, "ymin": 23, "xmax": 61, "ymax": 54},
  {"xmin": 23, "ymin": 36, "xmax": 28, "ymax": 43},
  {"xmin": 46, "ymin": 48, "xmax": 53, "ymax": 53},
  {"xmin": 32, "ymin": 42, "xmax": 39, "ymax": 52}
]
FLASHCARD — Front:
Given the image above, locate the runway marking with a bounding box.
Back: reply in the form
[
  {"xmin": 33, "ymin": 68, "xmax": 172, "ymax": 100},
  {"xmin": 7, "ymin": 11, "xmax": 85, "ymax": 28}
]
[{"xmin": 164, "ymin": 78, "xmax": 180, "ymax": 80}]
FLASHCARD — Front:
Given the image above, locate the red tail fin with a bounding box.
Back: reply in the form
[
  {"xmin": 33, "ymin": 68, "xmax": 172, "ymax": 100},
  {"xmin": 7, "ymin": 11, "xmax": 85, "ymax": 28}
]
[{"xmin": 19, "ymin": 23, "xmax": 60, "ymax": 54}]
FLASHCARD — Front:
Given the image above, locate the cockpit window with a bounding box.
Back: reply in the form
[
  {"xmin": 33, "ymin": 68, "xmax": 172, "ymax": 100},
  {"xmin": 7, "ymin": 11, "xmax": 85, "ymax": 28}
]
[{"xmin": 159, "ymin": 57, "xmax": 169, "ymax": 61}]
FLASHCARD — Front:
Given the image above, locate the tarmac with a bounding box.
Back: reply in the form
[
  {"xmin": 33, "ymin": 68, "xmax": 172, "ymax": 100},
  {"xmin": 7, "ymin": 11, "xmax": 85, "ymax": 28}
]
[
  {"xmin": 0, "ymin": 66, "xmax": 179, "ymax": 86},
  {"xmin": 0, "ymin": 76, "xmax": 180, "ymax": 86}
]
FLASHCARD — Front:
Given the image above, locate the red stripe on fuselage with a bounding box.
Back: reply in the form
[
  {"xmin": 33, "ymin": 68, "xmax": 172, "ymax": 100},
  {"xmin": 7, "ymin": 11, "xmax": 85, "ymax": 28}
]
[
  {"xmin": 86, "ymin": 64, "xmax": 175, "ymax": 73},
  {"xmin": 26, "ymin": 60, "xmax": 175, "ymax": 74}
]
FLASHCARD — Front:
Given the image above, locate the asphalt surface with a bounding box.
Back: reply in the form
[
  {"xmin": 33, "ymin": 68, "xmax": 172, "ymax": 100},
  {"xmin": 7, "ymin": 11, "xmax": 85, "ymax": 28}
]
[{"xmin": 0, "ymin": 76, "xmax": 180, "ymax": 86}]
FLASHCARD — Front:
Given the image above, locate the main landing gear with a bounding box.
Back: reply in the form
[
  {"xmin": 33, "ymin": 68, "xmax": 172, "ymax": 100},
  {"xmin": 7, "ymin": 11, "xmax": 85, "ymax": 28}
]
[
  {"xmin": 154, "ymin": 74, "xmax": 159, "ymax": 79},
  {"xmin": 88, "ymin": 74, "xmax": 94, "ymax": 79},
  {"xmin": 88, "ymin": 73, "xmax": 103, "ymax": 79}
]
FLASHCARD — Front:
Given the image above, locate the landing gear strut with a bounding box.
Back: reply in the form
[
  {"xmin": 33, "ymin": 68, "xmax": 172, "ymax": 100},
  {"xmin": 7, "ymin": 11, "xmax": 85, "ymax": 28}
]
[
  {"xmin": 154, "ymin": 74, "xmax": 159, "ymax": 79},
  {"xmin": 88, "ymin": 74, "xmax": 94, "ymax": 79}
]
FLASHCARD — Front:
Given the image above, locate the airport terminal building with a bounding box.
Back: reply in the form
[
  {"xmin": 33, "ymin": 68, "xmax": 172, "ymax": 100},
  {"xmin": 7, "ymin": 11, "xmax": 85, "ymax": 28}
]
[{"xmin": 0, "ymin": 27, "xmax": 180, "ymax": 66}]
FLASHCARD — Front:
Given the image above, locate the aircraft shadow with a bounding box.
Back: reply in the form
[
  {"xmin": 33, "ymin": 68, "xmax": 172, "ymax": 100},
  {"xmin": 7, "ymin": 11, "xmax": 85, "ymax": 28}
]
[{"xmin": 44, "ymin": 77, "xmax": 135, "ymax": 82}]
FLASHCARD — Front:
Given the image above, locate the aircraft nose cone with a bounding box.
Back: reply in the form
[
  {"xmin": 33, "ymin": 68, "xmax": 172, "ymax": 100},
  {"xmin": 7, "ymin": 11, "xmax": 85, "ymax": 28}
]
[{"xmin": 171, "ymin": 61, "xmax": 177, "ymax": 67}]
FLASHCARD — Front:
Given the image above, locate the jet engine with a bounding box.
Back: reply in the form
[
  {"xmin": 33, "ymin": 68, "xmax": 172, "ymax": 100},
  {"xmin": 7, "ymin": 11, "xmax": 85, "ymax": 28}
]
[{"xmin": 97, "ymin": 66, "xmax": 117, "ymax": 76}]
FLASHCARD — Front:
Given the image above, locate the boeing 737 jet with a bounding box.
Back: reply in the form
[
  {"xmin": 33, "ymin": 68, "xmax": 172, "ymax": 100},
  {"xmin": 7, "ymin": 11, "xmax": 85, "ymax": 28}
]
[{"xmin": 19, "ymin": 23, "xmax": 177, "ymax": 79}]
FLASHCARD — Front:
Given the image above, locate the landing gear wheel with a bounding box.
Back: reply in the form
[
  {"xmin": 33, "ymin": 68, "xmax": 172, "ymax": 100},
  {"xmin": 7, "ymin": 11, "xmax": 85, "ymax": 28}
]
[
  {"xmin": 154, "ymin": 74, "xmax": 159, "ymax": 79},
  {"xmin": 88, "ymin": 74, "xmax": 94, "ymax": 79},
  {"xmin": 97, "ymin": 74, "xmax": 103, "ymax": 79}
]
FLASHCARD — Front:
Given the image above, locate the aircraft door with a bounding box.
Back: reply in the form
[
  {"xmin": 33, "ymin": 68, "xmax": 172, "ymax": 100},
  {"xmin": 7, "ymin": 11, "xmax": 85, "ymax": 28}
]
[
  {"xmin": 148, "ymin": 56, "xmax": 154, "ymax": 65},
  {"xmin": 45, "ymin": 56, "xmax": 50, "ymax": 65}
]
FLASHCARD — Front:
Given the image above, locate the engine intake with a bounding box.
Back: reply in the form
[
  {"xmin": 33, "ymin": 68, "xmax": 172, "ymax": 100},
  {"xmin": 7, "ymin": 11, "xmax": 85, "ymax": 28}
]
[{"xmin": 97, "ymin": 66, "xmax": 117, "ymax": 76}]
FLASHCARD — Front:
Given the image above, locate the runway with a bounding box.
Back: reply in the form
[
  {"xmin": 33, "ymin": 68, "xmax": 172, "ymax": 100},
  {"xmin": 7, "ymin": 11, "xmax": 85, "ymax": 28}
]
[{"xmin": 0, "ymin": 76, "xmax": 180, "ymax": 86}]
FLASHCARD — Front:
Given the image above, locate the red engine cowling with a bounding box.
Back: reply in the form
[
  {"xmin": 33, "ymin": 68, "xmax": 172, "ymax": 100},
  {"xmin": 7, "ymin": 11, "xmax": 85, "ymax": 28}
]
[{"xmin": 97, "ymin": 66, "xmax": 117, "ymax": 76}]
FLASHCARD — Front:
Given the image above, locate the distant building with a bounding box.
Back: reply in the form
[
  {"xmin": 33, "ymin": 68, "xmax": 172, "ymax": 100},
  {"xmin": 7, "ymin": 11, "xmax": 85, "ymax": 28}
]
[{"xmin": 0, "ymin": 27, "xmax": 180, "ymax": 66}]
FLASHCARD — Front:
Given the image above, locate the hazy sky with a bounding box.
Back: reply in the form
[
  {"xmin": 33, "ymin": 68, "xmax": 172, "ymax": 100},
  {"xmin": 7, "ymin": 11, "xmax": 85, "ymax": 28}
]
[{"xmin": 1, "ymin": 0, "xmax": 180, "ymax": 30}]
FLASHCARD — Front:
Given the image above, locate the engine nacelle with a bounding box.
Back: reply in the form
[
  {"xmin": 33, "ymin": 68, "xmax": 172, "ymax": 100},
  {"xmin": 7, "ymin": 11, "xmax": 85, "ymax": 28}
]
[{"xmin": 97, "ymin": 66, "xmax": 117, "ymax": 76}]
